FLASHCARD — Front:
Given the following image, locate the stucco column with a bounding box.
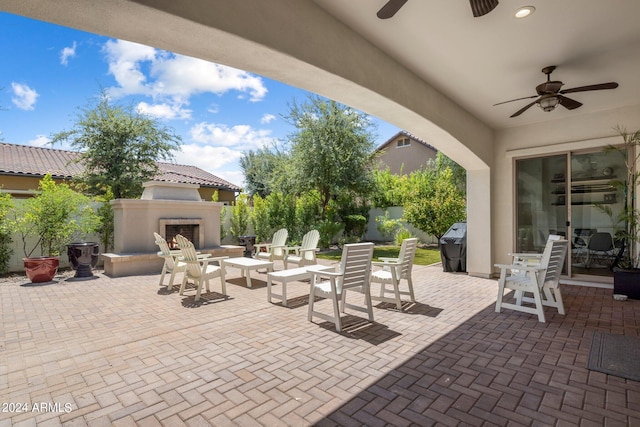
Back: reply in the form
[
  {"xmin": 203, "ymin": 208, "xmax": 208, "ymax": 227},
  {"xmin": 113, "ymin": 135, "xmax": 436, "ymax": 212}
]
[{"xmin": 466, "ymin": 169, "xmax": 492, "ymax": 278}]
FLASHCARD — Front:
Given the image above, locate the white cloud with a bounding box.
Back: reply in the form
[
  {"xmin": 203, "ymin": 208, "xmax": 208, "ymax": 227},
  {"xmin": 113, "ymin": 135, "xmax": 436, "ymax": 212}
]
[
  {"xmin": 28, "ymin": 135, "xmax": 51, "ymax": 147},
  {"xmin": 136, "ymin": 101, "xmax": 192, "ymax": 120},
  {"xmin": 189, "ymin": 122, "xmax": 275, "ymax": 149},
  {"xmin": 261, "ymin": 113, "xmax": 276, "ymax": 124},
  {"xmin": 173, "ymin": 144, "xmax": 244, "ymax": 172},
  {"xmin": 103, "ymin": 39, "xmax": 268, "ymax": 109},
  {"xmin": 11, "ymin": 82, "xmax": 39, "ymax": 110},
  {"xmin": 60, "ymin": 41, "xmax": 77, "ymax": 66}
]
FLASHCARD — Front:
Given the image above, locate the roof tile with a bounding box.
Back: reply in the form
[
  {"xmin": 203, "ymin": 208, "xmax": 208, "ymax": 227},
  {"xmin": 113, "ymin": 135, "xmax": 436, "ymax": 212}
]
[{"xmin": 0, "ymin": 143, "xmax": 241, "ymax": 192}]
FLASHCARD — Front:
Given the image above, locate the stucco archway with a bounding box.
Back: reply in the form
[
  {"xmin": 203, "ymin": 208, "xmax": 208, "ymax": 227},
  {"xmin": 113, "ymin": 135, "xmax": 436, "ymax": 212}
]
[{"xmin": 1, "ymin": 0, "xmax": 494, "ymax": 276}]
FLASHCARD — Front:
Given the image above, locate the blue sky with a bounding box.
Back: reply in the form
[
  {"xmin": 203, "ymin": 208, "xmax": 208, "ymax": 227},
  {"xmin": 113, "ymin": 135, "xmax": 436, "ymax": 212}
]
[{"xmin": 0, "ymin": 12, "xmax": 400, "ymax": 188}]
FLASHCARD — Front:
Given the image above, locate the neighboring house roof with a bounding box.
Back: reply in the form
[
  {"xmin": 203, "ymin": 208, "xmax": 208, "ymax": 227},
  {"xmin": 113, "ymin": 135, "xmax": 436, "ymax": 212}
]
[
  {"xmin": 0, "ymin": 142, "xmax": 241, "ymax": 192},
  {"xmin": 375, "ymin": 130, "xmax": 437, "ymax": 152}
]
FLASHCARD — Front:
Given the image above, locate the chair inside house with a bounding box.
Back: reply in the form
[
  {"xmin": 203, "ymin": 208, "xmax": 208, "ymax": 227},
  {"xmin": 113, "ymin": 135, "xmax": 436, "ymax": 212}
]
[
  {"xmin": 283, "ymin": 229, "xmax": 320, "ymax": 269},
  {"xmin": 370, "ymin": 237, "xmax": 418, "ymax": 310},
  {"xmin": 308, "ymin": 242, "xmax": 374, "ymax": 332},
  {"xmin": 254, "ymin": 228, "xmax": 288, "ymax": 268},
  {"xmin": 495, "ymin": 237, "xmax": 568, "ymax": 323},
  {"xmin": 585, "ymin": 231, "xmax": 616, "ymax": 268},
  {"xmin": 175, "ymin": 234, "xmax": 228, "ymax": 302},
  {"xmin": 154, "ymin": 232, "xmax": 186, "ymax": 290}
]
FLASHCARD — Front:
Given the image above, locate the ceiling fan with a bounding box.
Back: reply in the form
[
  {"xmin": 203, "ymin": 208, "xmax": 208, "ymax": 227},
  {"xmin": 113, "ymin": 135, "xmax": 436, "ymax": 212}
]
[
  {"xmin": 494, "ymin": 66, "xmax": 619, "ymax": 118},
  {"xmin": 377, "ymin": 0, "xmax": 499, "ymax": 19}
]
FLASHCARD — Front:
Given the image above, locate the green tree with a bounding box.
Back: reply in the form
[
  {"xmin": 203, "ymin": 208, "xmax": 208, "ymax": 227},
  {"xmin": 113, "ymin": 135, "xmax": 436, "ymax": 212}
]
[
  {"xmin": 404, "ymin": 167, "xmax": 466, "ymax": 242},
  {"xmin": 285, "ymin": 95, "xmax": 377, "ymax": 217},
  {"xmin": 240, "ymin": 146, "xmax": 292, "ymax": 197},
  {"xmin": 11, "ymin": 175, "xmax": 100, "ymax": 257},
  {"xmin": 51, "ymin": 92, "xmax": 182, "ymax": 199}
]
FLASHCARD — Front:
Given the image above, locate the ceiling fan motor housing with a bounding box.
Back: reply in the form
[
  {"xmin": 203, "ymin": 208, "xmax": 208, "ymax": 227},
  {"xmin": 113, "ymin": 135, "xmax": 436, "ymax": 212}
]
[{"xmin": 536, "ymin": 81, "xmax": 563, "ymax": 95}]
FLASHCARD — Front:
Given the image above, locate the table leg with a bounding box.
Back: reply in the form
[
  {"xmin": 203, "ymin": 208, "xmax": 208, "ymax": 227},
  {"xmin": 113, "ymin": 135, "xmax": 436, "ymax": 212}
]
[
  {"xmin": 281, "ymin": 278, "xmax": 288, "ymax": 307},
  {"xmin": 245, "ymin": 268, "xmax": 252, "ymax": 288},
  {"xmin": 267, "ymin": 276, "xmax": 272, "ymax": 302}
]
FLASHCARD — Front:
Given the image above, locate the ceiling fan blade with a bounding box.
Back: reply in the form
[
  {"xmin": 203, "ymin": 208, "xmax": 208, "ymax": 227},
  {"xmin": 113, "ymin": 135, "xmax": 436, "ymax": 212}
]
[
  {"xmin": 377, "ymin": 0, "xmax": 408, "ymax": 19},
  {"xmin": 560, "ymin": 82, "xmax": 619, "ymax": 94},
  {"xmin": 557, "ymin": 95, "xmax": 583, "ymax": 110},
  {"xmin": 470, "ymin": 0, "xmax": 499, "ymax": 17},
  {"xmin": 493, "ymin": 94, "xmax": 538, "ymax": 106},
  {"xmin": 510, "ymin": 100, "xmax": 537, "ymax": 118}
]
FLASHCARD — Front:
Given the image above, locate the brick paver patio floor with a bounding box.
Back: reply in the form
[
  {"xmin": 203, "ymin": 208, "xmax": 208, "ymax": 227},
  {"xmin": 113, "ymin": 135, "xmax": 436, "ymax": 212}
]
[{"xmin": 2, "ymin": 260, "xmax": 640, "ymax": 426}]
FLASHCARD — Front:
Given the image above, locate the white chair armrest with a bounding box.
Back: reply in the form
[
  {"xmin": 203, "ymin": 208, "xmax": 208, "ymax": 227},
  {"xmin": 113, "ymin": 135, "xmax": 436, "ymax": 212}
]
[
  {"xmin": 494, "ymin": 263, "xmax": 545, "ymax": 273},
  {"xmin": 372, "ymin": 260, "xmax": 400, "ymax": 267}
]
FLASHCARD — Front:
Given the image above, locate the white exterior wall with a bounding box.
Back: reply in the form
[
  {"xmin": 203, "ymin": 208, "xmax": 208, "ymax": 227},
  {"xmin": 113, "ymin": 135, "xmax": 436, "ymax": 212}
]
[{"xmin": 492, "ymin": 104, "xmax": 640, "ymax": 274}]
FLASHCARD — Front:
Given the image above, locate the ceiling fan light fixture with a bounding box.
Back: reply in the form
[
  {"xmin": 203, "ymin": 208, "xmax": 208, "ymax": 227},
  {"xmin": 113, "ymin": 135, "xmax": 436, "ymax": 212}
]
[
  {"xmin": 538, "ymin": 95, "xmax": 559, "ymax": 112},
  {"xmin": 514, "ymin": 6, "xmax": 535, "ymax": 18}
]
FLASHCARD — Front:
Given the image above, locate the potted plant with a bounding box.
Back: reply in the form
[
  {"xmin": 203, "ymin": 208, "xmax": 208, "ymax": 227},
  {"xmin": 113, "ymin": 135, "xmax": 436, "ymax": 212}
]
[
  {"xmin": 10, "ymin": 174, "xmax": 100, "ymax": 282},
  {"xmin": 600, "ymin": 127, "xmax": 640, "ymax": 297}
]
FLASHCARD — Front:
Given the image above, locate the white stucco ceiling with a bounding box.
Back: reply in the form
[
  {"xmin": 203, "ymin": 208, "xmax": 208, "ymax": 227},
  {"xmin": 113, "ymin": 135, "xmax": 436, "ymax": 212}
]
[{"xmin": 312, "ymin": 0, "xmax": 640, "ymax": 130}]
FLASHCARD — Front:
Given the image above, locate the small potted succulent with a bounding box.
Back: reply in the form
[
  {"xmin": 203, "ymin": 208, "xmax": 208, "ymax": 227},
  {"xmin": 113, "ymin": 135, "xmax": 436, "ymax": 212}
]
[{"xmin": 10, "ymin": 174, "xmax": 100, "ymax": 282}]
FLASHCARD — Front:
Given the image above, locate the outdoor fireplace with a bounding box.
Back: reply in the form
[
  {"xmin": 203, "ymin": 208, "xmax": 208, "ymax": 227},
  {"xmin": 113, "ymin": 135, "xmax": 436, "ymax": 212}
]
[
  {"xmin": 104, "ymin": 181, "xmax": 243, "ymax": 278},
  {"xmin": 160, "ymin": 219, "xmax": 205, "ymax": 249}
]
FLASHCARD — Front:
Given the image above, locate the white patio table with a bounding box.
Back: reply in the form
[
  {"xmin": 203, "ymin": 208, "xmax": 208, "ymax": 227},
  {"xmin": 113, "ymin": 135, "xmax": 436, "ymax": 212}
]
[
  {"xmin": 222, "ymin": 257, "xmax": 273, "ymax": 288},
  {"xmin": 267, "ymin": 264, "xmax": 333, "ymax": 306}
]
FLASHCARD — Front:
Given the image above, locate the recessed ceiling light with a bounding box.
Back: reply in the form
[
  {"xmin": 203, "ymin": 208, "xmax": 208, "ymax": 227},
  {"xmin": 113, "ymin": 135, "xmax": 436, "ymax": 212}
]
[{"xmin": 514, "ymin": 6, "xmax": 535, "ymax": 18}]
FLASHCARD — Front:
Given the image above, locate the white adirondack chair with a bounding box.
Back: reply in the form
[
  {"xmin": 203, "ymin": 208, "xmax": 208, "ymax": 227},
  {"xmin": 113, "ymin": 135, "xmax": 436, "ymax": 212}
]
[
  {"xmin": 154, "ymin": 232, "xmax": 186, "ymax": 290},
  {"xmin": 254, "ymin": 228, "xmax": 288, "ymax": 266},
  {"xmin": 283, "ymin": 229, "xmax": 320, "ymax": 269},
  {"xmin": 495, "ymin": 238, "xmax": 568, "ymax": 322},
  {"xmin": 308, "ymin": 242, "xmax": 374, "ymax": 332},
  {"xmin": 175, "ymin": 234, "xmax": 227, "ymax": 302},
  {"xmin": 370, "ymin": 237, "xmax": 418, "ymax": 310}
]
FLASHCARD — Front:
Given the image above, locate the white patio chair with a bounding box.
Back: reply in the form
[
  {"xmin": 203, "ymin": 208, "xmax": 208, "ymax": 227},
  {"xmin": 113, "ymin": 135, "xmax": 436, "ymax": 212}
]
[
  {"xmin": 175, "ymin": 234, "xmax": 228, "ymax": 302},
  {"xmin": 283, "ymin": 229, "xmax": 320, "ymax": 269},
  {"xmin": 254, "ymin": 228, "xmax": 288, "ymax": 267},
  {"xmin": 370, "ymin": 237, "xmax": 418, "ymax": 310},
  {"xmin": 308, "ymin": 242, "xmax": 374, "ymax": 332},
  {"xmin": 154, "ymin": 232, "xmax": 186, "ymax": 290},
  {"xmin": 495, "ymin": 238, "xmax": 568, "ymax": 323}
]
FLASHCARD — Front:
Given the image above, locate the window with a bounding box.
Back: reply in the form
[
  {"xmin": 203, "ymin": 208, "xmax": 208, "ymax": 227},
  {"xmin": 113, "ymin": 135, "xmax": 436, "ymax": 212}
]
[{"xmin": 396, "ymin": 138, "xmax": 411, "ymax": 147}]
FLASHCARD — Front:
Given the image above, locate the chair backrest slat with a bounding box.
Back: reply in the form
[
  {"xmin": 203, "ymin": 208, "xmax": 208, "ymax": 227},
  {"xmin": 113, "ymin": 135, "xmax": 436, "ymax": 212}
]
[
  {"xmin": 154, "ymin": 232, "xmax": 176, "ymax": 269},
  {"xmin": 538, "ymin": 239, "xmax": 568, "ymax": 288},
  {"xmin": 398, "ymin": 238, "xmax": 418, "ymax": 279},
  {"xmin": 175, "ymin": 234, "xmax": 202, "ymax": 278},
  {"xmin": 338, "ymin": 242, "xmax": 374, "ymax": 292},
  {"xmin": 300, "ymin": 230, "xmax": 320, "ymax": 261},
  {"xmin": 270, "ymin": 228, "xmax": 288, "ymax": 257}
]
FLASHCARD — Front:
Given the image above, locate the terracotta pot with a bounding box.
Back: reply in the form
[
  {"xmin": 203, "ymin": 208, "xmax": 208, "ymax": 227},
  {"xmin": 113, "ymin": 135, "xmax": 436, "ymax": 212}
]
[
  {"xmin": 67, "ymin": 242, "xmax": 100, "ymax": 278},
  {"xmin": 23, "ymin": 256, "xmax": 60, "ymax": 283}
]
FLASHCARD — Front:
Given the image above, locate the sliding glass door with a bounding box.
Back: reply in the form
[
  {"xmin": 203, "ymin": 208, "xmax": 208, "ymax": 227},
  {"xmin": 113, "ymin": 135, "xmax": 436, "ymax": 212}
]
[{"xmin": 515, "ymin": 149, "xmax": 626, "ymax": 280}]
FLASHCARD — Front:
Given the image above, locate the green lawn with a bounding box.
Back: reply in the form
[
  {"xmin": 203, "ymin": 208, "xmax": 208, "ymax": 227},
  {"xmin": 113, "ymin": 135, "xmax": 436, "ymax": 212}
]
[{"xmin": 317, "ymin": 244, "xmax": 441, "ymax": 266}]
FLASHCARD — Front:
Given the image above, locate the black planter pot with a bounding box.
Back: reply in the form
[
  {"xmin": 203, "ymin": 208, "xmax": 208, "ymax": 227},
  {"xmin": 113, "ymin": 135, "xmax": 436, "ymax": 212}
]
[
  {"xmin": 67, "ymin": 242, "xmax": 100, "ymax": 278},
  {"xmin": 613, "ymin": 268, "xmax": 640, "ymax": 299}
]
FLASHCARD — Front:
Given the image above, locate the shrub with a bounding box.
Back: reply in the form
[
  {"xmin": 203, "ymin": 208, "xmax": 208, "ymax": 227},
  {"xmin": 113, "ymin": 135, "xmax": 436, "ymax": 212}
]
[
  {"xmin": 229, "ymin": 193, "xmax": 250, "ymax": 241},
  {"xmin": 0, "ymin": 192, "xmax": 14, "ymax": 274},
  {"xmin": 316, "ymin": 219, "xmax": 344, "ymax": 249},
  {"xmin": 375, "ymin": 211, "xmax": 402, "ymax": 241},
  {"xmin": 395, "ymin": 227, "xmax": 412, "ymax": 245},
  {"xmin": 344, "ymin": 214, "xmax": 367, "ymax": 239}
]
